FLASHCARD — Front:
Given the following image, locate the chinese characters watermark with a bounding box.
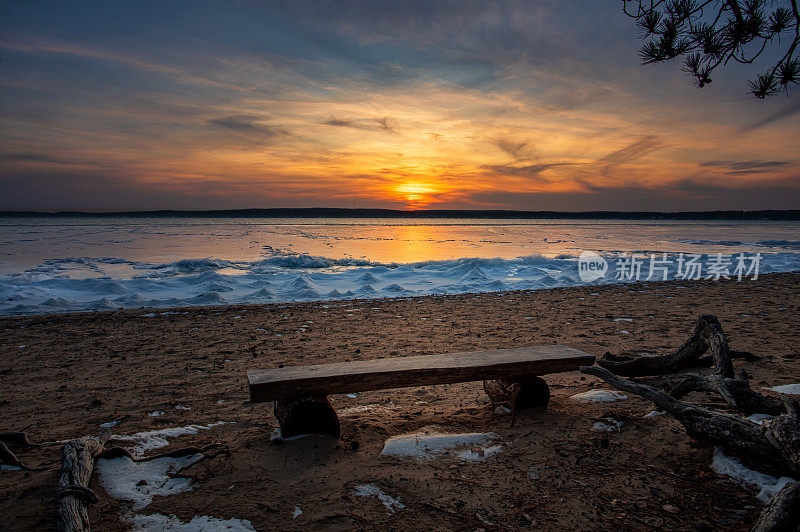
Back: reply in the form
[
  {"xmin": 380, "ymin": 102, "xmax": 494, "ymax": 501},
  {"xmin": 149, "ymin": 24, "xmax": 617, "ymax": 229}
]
[{"xmin": 578, "ymin": 252, "xmax": 761, "ymax": 283}]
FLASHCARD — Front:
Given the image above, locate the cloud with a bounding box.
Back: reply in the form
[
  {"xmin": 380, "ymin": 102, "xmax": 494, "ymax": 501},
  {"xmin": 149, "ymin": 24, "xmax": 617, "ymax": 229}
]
[
  {"xmin": 208, "ymin": 115, "xmax": 286, "ymax": 137},
  {"xmin": 483, "ymin": 162, "xmax": 573, "ymax": 180},
  {"xmin": 324, "ymin": 115, "xmax": 366, "ymax": 128},
  {"xmin": 375, "ymin": 116, "xmax": 397, "ymax": 132},
  {"xmin": 598, "ymin": 135, "xmax": 663, "ymax": 165},
  {"xmin": 741, "ymin": 99, "xmax": 800, "ymax": 132},
  {"xmin": 1, "ymin": 153, "xmax": 75, "ymax": 165},
  {"xmin": 492, "ymin": 139, "xmax": 529, "ymax": 159},
  {"xmin": 325, "ymin": 115, "xmax": 397, "ymax": 132},
  {"xmin": 673, "ymin": 175, "xmax": 800, "ymax": 201},
  {"xmin": 467, "ymin": 178, "xmax": 800, "ymax": 211},
  {"xmin": 0, "ymin": 152, "xmax": 117, "ymax": 169},
  {"xmin": 699, "ymin": 160, "xmax": 794, "ymax": 174}
]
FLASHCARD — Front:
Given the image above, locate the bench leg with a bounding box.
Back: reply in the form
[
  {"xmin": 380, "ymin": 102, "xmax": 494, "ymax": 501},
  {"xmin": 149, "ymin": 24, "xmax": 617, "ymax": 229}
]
[
  {"xmin": 274, "ymin": 395, "xmax": 340, "ymax": 439},
  {"xmin": 483, "ymin": 375, "xmax": 550, "ymax": 410}
]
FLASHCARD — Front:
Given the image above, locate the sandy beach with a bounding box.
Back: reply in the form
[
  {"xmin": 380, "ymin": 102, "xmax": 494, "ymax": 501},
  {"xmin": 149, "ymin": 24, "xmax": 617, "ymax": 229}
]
[{"xmin": 1, "ymin": 272, "xmax": 799, "ymax": 530}]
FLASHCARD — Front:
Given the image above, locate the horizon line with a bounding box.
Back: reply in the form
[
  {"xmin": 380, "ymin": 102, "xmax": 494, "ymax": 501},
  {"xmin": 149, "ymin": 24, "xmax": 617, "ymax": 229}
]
[{"xmin": 0, "ymin": 207, "xmax": 798, "ymax": 220}]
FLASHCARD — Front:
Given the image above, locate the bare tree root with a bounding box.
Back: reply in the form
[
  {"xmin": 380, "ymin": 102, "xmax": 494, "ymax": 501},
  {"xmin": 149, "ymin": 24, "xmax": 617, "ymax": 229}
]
[
  {"xmin": 0, "ymin": 441, "xmax": 29, "ymax": 470},
  {"xmin": 580, "ymin": 365, "xmax": 800, "ymax": 477},
  {"xmin": 693, "ymin": 349, "xmax": 760, "ymax": 366},
  {"xmin": 97, "ymin": 443, "xmax": 230, "ymax": 475},
  {"xmin": 98, "ymin": 443, "xmax": 228, "ymax": 462},
  {"xmin": 753, "ymin": 482, "xmax": 800, "ymax": 532},
  {"xmin": 0, "ymin": 431, "xmax": 39, "ymax": 448},
  {"xmin": 669, "ymin": 371, "xmax": 786, "ymax": 415},
  {"xmin": 597, "ymin": 314, "xmax": 737, "ymax": 377}
]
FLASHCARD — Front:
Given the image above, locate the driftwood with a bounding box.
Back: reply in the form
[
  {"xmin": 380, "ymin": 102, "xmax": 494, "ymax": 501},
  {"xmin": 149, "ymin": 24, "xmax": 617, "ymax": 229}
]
[
  {"xmin": 0, "ymin": 441, "xmax": 30, "ymax": 469},
  {"xmin": 97, "ymin": 443, "xmax": 229, "ymax": 473},
  {"xmin": 584, "ymin": 313, "xmax": 797, "ymax": 530},
  {"xmin": 597, "ymin": 314, "xmax": 742, "ymax": 377},
  {"xmin": 753, "ymin": 482, "xmax": 800, "ymax": 532},
  {"xmin": 0, "ymin": 431, "xmax": 47, "ymax": 470},
  {"xmin": 483, "ymin": 375, "xmax": 550, "ymax": 426},
  {"xmin": 670, "ymin": 371, "xmax": 786, "ymax": 416},
  {"xmin": 483, "ymin": 375, "xmax": 550, "ymax": 409},
  {"xmin": 580, "ymin": 366, "xmax": 800, "ymax": 477},
  {"xmin": 56, "ymin": 428, "xmax": 111, "ymax": 532},
  {"xmin": 0, "ymin": 431, "xmax": 39, "ymax": 447},
  {"xmin": 274, "ymin": 395, "xmax": 340, "ymax": 438}
]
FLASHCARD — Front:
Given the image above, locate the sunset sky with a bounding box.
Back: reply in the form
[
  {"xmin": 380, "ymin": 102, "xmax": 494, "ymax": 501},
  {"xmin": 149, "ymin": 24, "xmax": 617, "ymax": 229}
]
[{"xmin": 2, "ymin": 0, "xmax": 799, "ymax": 211}]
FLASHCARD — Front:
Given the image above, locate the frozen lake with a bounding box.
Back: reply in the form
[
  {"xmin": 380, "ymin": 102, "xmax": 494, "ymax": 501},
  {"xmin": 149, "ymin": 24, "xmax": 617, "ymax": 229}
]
[{"xmin": 1, "ymin": 216, "xmax": 798, "ymax": 315}]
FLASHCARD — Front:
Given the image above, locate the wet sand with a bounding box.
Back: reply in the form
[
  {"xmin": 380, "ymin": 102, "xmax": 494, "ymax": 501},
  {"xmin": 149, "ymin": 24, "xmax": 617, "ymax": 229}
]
[{"xmin": 1, "ymin": 272, "xmax": 799, "ymax": 530}]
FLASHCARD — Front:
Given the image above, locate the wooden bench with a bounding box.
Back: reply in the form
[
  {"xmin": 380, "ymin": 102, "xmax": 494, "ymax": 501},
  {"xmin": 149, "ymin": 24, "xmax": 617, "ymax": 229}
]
[{"xmin": 247, "ymin": 345, "xmax": 594, "ymax": 438}]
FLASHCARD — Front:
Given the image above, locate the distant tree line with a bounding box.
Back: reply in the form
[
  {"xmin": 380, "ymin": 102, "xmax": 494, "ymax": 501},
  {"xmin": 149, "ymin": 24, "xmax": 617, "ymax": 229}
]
[{"xmin": 1, "ymin": 208, "xmax": 799, "ymax": 220}]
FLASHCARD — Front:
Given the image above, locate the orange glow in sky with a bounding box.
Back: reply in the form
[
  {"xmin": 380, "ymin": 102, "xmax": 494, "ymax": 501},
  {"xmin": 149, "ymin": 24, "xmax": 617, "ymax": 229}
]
[
  {"xmin": 393, "ymin": 182, "xmax": 441, "ymax": 207},
  {"xmin": 1, "ymin": 1, "xmax": 799, "ymax": 211}
]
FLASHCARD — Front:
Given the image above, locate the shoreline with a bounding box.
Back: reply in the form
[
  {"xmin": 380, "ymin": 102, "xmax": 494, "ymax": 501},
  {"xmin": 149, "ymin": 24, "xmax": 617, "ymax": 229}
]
[
  {"xmin": 2, "ymin": 268, "xmax": 799, "ymax": 320},
  {"xmin": 1, "ymin": 271, "xmax": 799, "ymax": 530}
]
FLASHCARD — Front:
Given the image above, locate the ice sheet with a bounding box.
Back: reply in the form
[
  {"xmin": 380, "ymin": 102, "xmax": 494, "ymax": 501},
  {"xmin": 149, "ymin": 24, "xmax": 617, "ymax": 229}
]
[{"xmin": 2, "ymin": 246, "xmax": 798, "ymax": 315}]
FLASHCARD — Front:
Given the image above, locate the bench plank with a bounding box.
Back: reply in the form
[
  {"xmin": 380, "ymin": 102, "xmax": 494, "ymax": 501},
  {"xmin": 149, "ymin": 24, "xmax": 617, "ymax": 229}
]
[{"xmin": 248, "ymin": 346, "xmax": 594, "ymax": 403}]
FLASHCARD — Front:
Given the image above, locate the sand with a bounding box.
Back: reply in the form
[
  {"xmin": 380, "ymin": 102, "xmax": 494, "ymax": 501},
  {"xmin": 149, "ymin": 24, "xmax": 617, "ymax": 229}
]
[{"xmin": 1, "ymin": 272, "xmax": 799, "ymax": 530}]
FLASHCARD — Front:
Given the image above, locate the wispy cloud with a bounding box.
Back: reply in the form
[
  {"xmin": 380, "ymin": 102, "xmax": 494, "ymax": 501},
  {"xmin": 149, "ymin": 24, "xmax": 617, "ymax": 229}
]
[
  {"xmin": 491, "ymin": 139, "xmax": 530, "ymax": 159},
  {"xmin": 598, "ymin": 135, "xmax": 663, "ymax": 165},
  {"xmin": 699, "ymin": 160, "xmax": 793, "ymax": 174},
  {"xmin": 741, "ymin": 99, "xmax": 800, "ymax": 132},
  {"xmin": 483, "ymin": 162, "xmax": 573, "ymax": 180},
  {"xmin": 375, "ymin": 116, "xmax": 397, "ymax": 132},
  {"xmin": 208, "ymin": 115, "xmax": 287, "ymax": 137},
  {"xmin": 324, "ymin": 115, "xmax": 366, "ymax": 128}
]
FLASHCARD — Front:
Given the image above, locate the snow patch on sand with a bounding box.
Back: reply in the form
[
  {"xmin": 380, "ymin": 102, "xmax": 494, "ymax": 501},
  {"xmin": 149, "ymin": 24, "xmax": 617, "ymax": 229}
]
[
  {"xmin": 711, "ymin": 447, "xmax": 796, "ymax": 503},
  {"xmin": 339, "ymin": 402, "xmax": 396, "ymax": 416},
  {"xmin": 127, "ymin": 512, "xmax": 256, "ymax": 531},
  {"xmin": 353, "ymin": 483, "xmax": 405, "ymax": 514},
  {"xmin": 746, "ymin": 413, "xmax": 775, "ymax": 425},
  {"xmin": 592, "ymin": 418, "xmax": 624, "ymax": 432},
  {"xmin": 98, "ymin": 421, "xmax": 231, "ymax": 516},
  {"xmin": 381, "ymin": 427, "xmax": 501, "ymax": 460},
  {"xmin": 113, "ymin": 422, "xmax": 229, "ymax": 457},
  {"xmin": 766, "ymin": 383, "xmax": 800, "ymax": 395},
  {"xmin": 96, "ymin": 454, "xmax": 202, "ymax": 509},
  {"xmin": 570, "ymin": 390, "xmax": 628, "ymax": 403}
]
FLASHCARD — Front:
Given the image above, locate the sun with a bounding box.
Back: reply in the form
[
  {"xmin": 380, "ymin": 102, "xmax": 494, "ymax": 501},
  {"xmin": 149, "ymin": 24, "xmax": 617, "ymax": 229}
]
[{"xmin": 394, "ymin": 182, "xmax": 438, "ymax": 207}]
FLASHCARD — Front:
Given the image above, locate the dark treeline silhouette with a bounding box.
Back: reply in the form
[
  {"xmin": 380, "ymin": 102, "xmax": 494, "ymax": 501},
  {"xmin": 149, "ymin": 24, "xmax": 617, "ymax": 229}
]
[{"xmin": 1, "ymin": 208, "xmax": 798, "ymax": 220}]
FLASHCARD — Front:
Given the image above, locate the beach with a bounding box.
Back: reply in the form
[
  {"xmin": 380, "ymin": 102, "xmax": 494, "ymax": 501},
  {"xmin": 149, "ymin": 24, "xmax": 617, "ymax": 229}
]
[{"xmin": 2, "ymin": 272, "xmax": 798, "ymax": 530}]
